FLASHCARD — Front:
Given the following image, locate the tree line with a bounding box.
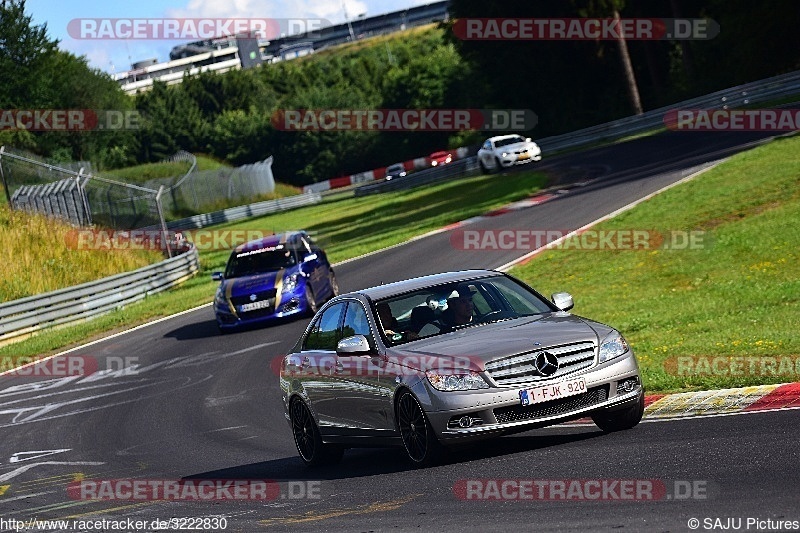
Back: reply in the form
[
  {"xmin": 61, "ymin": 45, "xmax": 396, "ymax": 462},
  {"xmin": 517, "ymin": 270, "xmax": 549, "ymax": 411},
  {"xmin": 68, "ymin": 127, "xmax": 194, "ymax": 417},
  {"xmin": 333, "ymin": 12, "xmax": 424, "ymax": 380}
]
[{"xmin": 2, "ymin": 0, "xmax": 798, "ymax": 187}]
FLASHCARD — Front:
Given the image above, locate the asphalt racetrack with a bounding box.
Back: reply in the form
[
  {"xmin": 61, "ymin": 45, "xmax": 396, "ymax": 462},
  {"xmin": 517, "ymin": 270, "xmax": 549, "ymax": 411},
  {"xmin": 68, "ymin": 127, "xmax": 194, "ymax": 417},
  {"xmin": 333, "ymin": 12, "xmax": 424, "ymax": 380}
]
[{"xmin": 1, "ymin": 130, "xmax": 797, "ymax": 533}]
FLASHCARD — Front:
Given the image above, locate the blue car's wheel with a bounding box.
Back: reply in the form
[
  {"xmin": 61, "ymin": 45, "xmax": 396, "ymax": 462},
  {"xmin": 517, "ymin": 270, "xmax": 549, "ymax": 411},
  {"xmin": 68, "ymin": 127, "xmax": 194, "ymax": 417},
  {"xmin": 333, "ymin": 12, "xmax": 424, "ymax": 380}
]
[
  {"xmin": 329, "ymin": 270, "xmax": 339, "ymax": 299},
  {"xmin": 305, "ymin": 284, "xmax": 318, "ymax": 316}
]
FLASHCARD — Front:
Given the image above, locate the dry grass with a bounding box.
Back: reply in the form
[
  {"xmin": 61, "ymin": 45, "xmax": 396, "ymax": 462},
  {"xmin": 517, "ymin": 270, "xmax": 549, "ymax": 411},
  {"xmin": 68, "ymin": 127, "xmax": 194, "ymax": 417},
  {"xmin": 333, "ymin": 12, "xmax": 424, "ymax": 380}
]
[{"xmin": 0, "ymin": 206, "xmax": 164, "ymax": 301}]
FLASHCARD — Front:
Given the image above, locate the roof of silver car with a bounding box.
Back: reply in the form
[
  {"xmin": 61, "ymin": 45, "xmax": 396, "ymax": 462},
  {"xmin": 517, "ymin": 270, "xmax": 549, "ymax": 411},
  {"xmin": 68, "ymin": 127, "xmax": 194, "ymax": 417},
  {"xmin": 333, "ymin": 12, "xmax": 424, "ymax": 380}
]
[{"xmin": 356, "ymin": 269, "xmax": 501, "ymax": 300}]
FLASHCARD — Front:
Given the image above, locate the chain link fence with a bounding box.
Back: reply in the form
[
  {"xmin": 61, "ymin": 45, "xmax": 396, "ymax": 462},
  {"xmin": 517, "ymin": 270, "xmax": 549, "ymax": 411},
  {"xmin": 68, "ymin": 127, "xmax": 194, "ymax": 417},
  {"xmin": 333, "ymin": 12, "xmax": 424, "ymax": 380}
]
[
  {"xmin": 0, "ymin": 147, "xmax": 279, "ymax": 256},
  {"xmin": 140, "ymin": 152, "xmax": 276, "ymax": 216},
  {"xmin": 1, "ymin": 146, "xmax": 173, "ymax": 254}
]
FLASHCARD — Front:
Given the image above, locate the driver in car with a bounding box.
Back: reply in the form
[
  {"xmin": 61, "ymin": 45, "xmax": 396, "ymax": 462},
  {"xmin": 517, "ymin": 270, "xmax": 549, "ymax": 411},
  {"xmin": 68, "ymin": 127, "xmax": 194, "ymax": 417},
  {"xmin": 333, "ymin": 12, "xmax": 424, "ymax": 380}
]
[{"xmin": 441, "ymin": 284, "xmax": 475, "ymax": 328}]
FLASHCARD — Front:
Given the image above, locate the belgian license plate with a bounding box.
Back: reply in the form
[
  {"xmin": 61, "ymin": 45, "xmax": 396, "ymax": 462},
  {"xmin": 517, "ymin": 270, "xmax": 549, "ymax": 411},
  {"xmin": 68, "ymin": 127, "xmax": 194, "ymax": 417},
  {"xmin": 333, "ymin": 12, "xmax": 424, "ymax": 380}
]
[
  {"xmin": 239, "ymin": 300, "xmax": 271, "ymax": 313},
  {"xmin": 519, "ymin": 377, "xmax": 587, "ymax": 406},
  {"xmin": 517, "ymin": 153, "xmax": 530, "ymax": 160}
]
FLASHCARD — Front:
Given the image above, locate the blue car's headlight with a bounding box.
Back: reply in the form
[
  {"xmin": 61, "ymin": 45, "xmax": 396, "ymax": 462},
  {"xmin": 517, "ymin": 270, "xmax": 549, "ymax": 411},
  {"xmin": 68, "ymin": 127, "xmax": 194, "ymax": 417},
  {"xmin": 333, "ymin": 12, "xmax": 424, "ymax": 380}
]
[
  {"xmin": 282, "ymin": 273, "xmax": 300, "ymax": 294},
  {"xmin": 214, "ymin": 287, "xmax": 227, "ymax": 307},
  {"xmin": 598, "ymin": 331, "xmax": 629, "ymax": 363}
]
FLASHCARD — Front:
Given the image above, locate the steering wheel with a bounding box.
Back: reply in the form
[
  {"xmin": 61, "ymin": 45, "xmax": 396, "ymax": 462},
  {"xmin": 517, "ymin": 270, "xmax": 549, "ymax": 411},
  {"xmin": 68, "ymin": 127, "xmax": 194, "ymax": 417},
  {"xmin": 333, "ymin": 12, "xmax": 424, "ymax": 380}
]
[{"xmin": 478, "ymin": 310, "xmax": 506, "ymax": 322}]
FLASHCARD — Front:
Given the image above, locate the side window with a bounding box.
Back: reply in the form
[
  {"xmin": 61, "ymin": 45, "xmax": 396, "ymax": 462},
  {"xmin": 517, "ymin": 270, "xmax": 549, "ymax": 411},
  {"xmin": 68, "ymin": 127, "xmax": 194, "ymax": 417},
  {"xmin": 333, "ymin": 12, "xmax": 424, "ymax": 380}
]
[
  {"xmin": 341, "ymin": 301, "xmax": 373, "ymax": 344},
  {"xmin": 303, "ymin": 303, "xmax": 345, "ymax": 351},
  {"xmin": 471, "ymin": 286, "xmax": 493, "ymax": 316}
]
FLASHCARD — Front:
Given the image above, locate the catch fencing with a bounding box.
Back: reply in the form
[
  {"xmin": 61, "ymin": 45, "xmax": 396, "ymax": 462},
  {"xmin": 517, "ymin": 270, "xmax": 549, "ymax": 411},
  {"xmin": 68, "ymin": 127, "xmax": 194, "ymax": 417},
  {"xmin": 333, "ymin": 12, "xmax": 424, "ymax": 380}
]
[
  {"xmin": 140, "ymin": 152, "xmax": 277, "ymax": 215},
  {"xmin": 0, "ymin": 148, "xmax": 279, "ymax": 247}
]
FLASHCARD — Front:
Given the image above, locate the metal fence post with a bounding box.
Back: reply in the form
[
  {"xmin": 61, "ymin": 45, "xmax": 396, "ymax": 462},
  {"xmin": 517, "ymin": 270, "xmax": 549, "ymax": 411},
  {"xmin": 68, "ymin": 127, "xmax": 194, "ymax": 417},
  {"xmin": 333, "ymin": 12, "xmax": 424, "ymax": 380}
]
[
  {"xmin": 0, "ymin": 146, "xmax": 12, "ymax": 207},
  {"xmin": 79, "ymin": 170, "xmax": 93, "ymax": 226},
  {"xmin": 156, "ymin": 185, "xmax": 172, "ymax": 258}
]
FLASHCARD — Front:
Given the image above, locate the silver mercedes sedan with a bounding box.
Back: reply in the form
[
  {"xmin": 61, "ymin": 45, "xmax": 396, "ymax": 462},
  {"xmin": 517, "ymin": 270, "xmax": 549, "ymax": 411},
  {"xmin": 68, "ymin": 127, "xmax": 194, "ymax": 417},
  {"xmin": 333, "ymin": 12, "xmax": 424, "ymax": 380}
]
[{"xmin": 279, "ymin": 270, "xmax": 643, "ymax": 466}]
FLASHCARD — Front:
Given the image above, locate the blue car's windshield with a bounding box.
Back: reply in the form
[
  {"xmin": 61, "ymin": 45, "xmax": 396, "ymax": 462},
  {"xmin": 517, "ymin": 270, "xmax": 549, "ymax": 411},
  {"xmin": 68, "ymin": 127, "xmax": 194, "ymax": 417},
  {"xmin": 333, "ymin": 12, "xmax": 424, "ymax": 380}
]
[{"xmin": 225, "ymin": 248, "xmax": 297, "ymax": 278}]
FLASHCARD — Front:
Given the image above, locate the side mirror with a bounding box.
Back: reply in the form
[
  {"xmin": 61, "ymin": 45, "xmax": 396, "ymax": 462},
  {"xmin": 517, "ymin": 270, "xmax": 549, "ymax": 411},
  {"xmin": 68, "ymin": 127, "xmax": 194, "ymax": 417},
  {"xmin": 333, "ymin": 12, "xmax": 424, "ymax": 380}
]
[
  {"xmin": 526, "ymin": 137, "xmax": 532, "ymax": 143},
  {"xmin": 303, "ymin": 253, "xmax": 318, "ymax": 263},
  {"xmin": 211, "ymin": 272, "xmax": 224, "ymax": 281},
  {"xmin": 551, "ymin": 292, "xmax": 574, "ymax": 312},
  {"xmin": 336, "ymin": 335, "xmax": 372, "ymax": 356}
]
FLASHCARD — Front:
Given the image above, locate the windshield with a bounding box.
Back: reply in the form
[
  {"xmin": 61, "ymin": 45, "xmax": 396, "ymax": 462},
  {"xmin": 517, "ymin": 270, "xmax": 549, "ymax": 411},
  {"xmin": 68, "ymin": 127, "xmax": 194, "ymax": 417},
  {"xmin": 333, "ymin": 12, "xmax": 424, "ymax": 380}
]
[
  {"xmin": 494, "ymin": 136, "xmax": 526, "ymax": 148},
  {"xmin": 373, "ymin": 275, "xmax": 554, "ymax": 346},
  {"xmin": 224, "ymin": 247, "xmax": 297, "ymax": 278}
]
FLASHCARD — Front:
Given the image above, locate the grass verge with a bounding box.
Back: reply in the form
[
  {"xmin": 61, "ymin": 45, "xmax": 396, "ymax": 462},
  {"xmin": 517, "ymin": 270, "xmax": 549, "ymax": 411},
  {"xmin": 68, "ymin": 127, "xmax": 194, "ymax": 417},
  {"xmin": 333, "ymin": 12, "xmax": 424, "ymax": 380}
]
[
  {"xmin": 0, "ymin": 206, "xmax": 163, "ymax": 301},
  {"xmin": 2, "ymin": 170, "xmax": 547, "ymax": 360},
  {"xmin": 102, "ymin": 154, "xmax": 227, "ymax": 183},
  {"xmin": 511, "ymin": 135, "xmax": 800, "ymax": 393}
]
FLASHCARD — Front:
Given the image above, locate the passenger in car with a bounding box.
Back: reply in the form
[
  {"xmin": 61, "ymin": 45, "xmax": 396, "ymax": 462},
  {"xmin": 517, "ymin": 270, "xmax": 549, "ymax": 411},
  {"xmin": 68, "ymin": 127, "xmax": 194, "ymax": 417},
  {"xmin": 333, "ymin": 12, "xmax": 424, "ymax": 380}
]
[{"xmin": 408, "ymin": 305, "xmax": 442, "ymax": 339}]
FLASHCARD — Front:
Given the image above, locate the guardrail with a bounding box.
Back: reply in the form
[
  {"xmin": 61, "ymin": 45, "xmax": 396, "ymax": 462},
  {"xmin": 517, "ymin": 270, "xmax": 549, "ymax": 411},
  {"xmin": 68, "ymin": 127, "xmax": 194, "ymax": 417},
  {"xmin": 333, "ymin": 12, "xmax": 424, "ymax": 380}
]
[
  {"xmin": 536, "ymin": 69, "xmax": 800, "ymax": 153},
  {"xmin": 159, "ymin": 191, "xmax": 322, "ymax": 231},
  {"xmin": 0, "ymin": 246, "xmax": 200, "ymax": 345},
  {"xmin": 328, "ymin": 69, "xmax": 800, "ymax": 196}
]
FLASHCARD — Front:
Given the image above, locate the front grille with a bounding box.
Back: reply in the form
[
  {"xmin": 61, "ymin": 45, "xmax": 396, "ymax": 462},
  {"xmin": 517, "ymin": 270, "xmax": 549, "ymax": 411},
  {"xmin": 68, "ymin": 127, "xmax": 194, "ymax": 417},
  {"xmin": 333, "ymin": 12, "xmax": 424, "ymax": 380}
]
[
  {"xmin": 231, "ymin": 288, "xmax": 277, "ymax": 309},
  {"xmin": 484, "ymin": 341, "xmax": 596, "ymax": 387},
  {"xmin": 493, "ymin": 385, "xmax": 609, "ymax": 424}
]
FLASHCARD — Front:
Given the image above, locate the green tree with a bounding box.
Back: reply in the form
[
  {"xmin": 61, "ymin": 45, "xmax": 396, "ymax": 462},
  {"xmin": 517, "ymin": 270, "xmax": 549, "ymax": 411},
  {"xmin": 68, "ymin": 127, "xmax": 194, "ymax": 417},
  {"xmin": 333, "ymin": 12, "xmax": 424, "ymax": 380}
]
[
  {"xmin": 135, "ymin": 81, "xmax": 206, "ymax": 161},
  {"xmin": 0, "ymin": 0, "xmax": 58, "ymax": 108}
]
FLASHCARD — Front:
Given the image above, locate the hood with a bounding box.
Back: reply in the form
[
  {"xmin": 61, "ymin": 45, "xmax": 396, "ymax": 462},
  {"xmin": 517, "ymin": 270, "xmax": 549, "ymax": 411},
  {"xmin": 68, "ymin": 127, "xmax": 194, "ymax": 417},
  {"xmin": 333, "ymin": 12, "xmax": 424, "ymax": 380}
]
[
  {"xmin": 387, "ymin": 313, "xmax": 599, "ymax": 371},
  {"xmin": 505, "ymin": 140, "xmax": 537, "ymax": 151},
  {"xmin": 223, "ymin": 269, "xmax": 288, "ymax": 298}
]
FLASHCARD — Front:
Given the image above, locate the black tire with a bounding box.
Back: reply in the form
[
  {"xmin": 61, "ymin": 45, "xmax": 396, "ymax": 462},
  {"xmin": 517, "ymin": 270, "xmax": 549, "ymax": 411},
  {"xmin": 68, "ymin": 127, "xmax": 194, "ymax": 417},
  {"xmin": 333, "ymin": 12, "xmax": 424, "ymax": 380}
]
[
  {"xmin": 494, "ymin": 157, "xmax": 504, "ymax": 173},
  {"xmin": 397, "ymin": 391, "xmax": 442, "ymax": 467},
  {"xmin": 304, "ymin": 283, "xmax": 318, "ymax": 316},
  {"xmin": 592, "ymin": 393, "xmax": 645, "ymax": 432},
  {"xmin": 290, "ymin": 399, "xmax": 344, "ymax": 466},
  {"xmin": 479, "ymin": 158, "xmax": 489, "ymax": 174},
  {"xmin": 328, "ymin": 270, "xmax": 339, "ymax": 300}
]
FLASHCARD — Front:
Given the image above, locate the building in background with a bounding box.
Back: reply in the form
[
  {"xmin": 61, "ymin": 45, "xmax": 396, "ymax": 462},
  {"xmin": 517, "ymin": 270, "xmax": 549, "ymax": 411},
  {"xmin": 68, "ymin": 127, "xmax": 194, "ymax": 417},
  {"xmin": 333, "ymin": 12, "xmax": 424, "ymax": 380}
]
[{"xmin": 114, "ymin": 1, "xmax": 449, "ymax": 95}]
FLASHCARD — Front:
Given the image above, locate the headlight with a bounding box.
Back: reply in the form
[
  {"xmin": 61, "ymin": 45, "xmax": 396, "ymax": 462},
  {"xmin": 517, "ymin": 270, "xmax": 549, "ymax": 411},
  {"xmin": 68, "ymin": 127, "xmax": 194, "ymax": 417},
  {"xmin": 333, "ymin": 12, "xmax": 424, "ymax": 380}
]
[
  {"xmin": 501, "ymin": 152, "xmax": 508, "ymax": 157},
  {"xmin": 598, "ymin": 331, "xmax": 629, "ymax": 363},
  {"xmin": 282, "ymin": 273, "xmax": 300, "ymax": 293},
  {"xmin": 214, "ymin": 287, "xmax": 227, "ymax": 307},
  {"xmin": 426, "ymin": 371, "xmax": 490, "ymax": 391}
]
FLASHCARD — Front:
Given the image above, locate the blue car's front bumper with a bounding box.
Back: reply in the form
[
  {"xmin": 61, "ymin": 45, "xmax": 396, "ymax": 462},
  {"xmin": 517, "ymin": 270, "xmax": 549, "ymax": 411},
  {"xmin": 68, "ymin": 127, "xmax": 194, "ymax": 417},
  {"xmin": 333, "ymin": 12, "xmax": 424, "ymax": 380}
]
[{"xmin": 215, "ymin": 282, "xmax": 310, "ymax": 330}]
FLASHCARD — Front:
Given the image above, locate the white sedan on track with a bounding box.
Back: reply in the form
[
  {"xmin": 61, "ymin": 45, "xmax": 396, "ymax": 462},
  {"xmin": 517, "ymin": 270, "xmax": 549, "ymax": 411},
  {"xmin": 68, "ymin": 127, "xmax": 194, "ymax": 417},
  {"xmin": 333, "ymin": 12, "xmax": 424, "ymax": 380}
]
[{"xmin": 478, "ymin": 134, "xmax": 542, "ymax": 172}]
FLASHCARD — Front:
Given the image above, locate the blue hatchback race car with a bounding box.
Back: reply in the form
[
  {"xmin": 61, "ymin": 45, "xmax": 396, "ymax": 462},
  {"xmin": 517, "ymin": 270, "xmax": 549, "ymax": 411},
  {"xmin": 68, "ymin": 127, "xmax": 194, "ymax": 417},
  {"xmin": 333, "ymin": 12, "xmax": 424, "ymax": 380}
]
[{"xmin": 212, "ymin": 231, "xmax": 338, "ymax": 333}]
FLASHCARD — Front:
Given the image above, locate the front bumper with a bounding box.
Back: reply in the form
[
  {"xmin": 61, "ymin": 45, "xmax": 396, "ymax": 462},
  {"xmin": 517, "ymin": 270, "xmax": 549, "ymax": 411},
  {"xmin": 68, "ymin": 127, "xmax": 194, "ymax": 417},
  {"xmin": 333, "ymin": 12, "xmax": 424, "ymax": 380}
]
[
  {"xmin": 420, "ymin": 350, "xmax": 641, "ymax": 443},
  {"xmin": 215, "ymin": 285, "xmax": 310, "ymax": 329},
  {"xmin": 500, "ymin": 152, "xmax": 542, "ymax": 167}
]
